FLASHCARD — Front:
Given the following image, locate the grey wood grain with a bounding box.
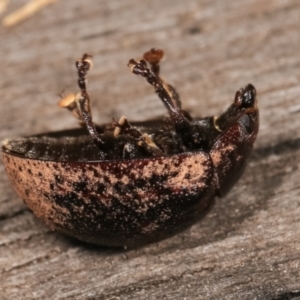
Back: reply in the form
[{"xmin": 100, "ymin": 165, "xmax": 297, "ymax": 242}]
[{"xmin": 0, "ymin": 0, "xmax": 299, "ymax": 299}]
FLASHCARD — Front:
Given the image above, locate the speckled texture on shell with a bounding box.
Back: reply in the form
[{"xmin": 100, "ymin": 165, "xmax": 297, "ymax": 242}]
[
  {"xmin": 1, "ymin": 112, "xmax": 259, "ymax": 247},
  {"xmin": 2, "ymin": 151, "xmax": 215, "ymax": 247},
  {"xmin": 211, "ymin": 115, "xmax": 259, "ymax": 196}
]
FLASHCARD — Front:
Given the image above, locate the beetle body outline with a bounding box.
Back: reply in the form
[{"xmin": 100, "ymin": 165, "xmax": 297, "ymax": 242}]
[{"xmin": 2, "ymin": 49, "xmax": 259, "ymax": 248}]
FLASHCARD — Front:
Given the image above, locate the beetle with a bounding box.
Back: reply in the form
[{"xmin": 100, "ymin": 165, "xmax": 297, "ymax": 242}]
[{"xmin": 1, "ymin": 48, "xmax": 259, "ymax": 248}]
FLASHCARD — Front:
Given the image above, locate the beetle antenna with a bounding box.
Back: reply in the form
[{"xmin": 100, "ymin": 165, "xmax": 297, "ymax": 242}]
[
  {"xmin": 128, "ymin": 57, "xmax": 190, "ymax": 136},
  {"xmin": 75, "ymin": 54, "xmax": 104, "ymax": 146}
]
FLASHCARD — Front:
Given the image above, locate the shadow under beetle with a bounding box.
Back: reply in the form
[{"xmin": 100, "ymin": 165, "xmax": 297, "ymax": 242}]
[{"xmin": 2, "ymin": 48, "xmax": 259, "ymax": 248}]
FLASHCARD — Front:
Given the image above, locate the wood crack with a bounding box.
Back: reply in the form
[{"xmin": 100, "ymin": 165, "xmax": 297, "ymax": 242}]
[
  {"xmin": 253, "ymin": 137, "xmax": 300, "ymax": 160},
  {"xmin": 0, "ymin": 207, "xmax": 29, "ymax": 221}
]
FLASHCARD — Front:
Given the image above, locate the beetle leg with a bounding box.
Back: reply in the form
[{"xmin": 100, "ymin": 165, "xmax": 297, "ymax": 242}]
[
  {"xmin": 138, "ymin": 133, "xmax": 164, "ymax": 156},
  {"xmin": 113, "ymin": 116, "xmax": 142, "ymax": 138},
  {"xmin": 113, "ymin": 116, "xmax": 163, "ymax": 156},
  {"xmin": 58, "ymin": 92, "xmax": 85, "ymax": 124},
  {"xmin": 78, "ymin": 97, "xmax": 104, "ymax": 146},
  {"xmin": 128, "ymin": 58, "xmax": 191, "ymax": 137},
  {"xmin": 143, "ymin": 48, "xmax": 182, "ymax": 109},
  {"xmin": 58, "ymin": 54, "xmax": 103, "ymax": 146},
  {"xmin": 74, "ymin": 54, "xmax": 104, "ymax": 146}
]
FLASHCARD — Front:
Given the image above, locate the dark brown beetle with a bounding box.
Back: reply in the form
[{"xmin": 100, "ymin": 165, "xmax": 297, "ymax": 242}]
[{"xmin": 2, "ymin": 49, "xmax": 259, "ymax": 248}]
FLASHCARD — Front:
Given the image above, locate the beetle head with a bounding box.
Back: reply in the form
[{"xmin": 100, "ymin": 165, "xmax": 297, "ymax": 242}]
[
  {"xmin": 234, "ymin": 84, "xmax": 257, "ymax": 109},
  {"xmin": 214, "ymin": 84, "xmax": 258, "ymax": 132}
]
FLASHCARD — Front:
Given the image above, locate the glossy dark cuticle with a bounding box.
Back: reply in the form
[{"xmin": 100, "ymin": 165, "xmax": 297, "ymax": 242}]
[{"xmin": 1, "ymin": 48, "xmax": 259, "ymax": 248}]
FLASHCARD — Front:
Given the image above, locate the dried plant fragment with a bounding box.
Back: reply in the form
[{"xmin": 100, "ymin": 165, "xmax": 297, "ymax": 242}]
[{"xmin": 2, "ymin": 0, "xmax": 57, "ymax": 27}]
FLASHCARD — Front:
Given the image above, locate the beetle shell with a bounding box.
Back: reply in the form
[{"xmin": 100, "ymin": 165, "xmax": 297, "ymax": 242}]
[
  {"xmin": 2, "ymin": 151, "xmax": 214, "ymax": 247},
  {"xmin": 2, "ymin": 116, "xmax": 257, "ymax": 247}
]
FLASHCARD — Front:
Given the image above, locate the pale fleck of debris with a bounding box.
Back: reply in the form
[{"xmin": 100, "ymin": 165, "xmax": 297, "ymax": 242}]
[
  {"xmin": 0, "ymin": 0, "xmax": 9, "ymax": 15},
  {"xmin": 58, "ymin": 93, "xmax": 78, "ymax": 108},
  {"xmin": 2, "ymin": 0, "xmax": 57, "ymax": 28}
]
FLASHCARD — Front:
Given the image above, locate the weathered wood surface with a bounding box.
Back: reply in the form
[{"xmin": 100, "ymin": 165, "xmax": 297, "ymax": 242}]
[{"xmin": 0, "ymin": 0, "xmax": 300, "ymax": 299}]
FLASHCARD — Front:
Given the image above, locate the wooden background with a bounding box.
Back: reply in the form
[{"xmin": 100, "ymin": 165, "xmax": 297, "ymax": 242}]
[{"xmin": 0, "ymin": 0, "xmax": 300, "ymax": 299}]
